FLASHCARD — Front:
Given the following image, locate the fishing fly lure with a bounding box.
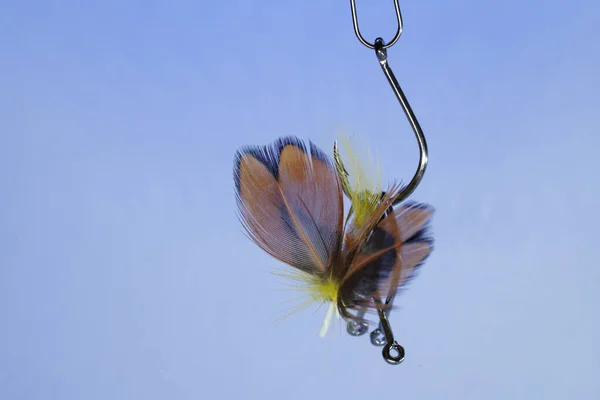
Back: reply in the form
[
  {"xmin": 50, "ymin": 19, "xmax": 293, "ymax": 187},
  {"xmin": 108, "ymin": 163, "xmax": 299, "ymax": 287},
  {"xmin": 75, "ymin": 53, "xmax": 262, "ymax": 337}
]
[
  {"xmin": 233, "ymin": 137, "xmax": 433, "ymax": 343},
  {"xmin": 233, "ymin": 0, "xmax": 433, "ymax": 364}
]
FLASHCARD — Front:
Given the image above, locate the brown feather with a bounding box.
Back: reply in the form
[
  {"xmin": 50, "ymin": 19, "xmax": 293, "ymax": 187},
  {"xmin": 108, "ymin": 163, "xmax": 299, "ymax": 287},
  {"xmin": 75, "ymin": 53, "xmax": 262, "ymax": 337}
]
[
  {"xmin": 234, "ymin": 137, "xmax": 344, "ymax": 275},
  {"xmin": 393, "ymin": 202, "xmax": 434, "ymax": 242},
  {"xmin": 374, "ymin": 203, "xmax": 434, "ymax": 302},
  {"xmin": 338, "ymin": 201, "xmax": 434, "ymax": 318},
  {"xmin": 341, "ymin": 184, "xmax": 402, "ymax": 278}
]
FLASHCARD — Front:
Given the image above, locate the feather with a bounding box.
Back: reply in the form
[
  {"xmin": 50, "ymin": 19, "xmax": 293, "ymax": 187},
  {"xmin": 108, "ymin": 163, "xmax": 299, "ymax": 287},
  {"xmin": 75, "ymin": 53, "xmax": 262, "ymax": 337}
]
[
  {"xmin": 234, "ymin": 136, "xmax": 344, "ymax": 276},
  {"xmin": 393, "ymin": 201, "xmax": 434, "ymax": 243},
  {"xmin": 341, "ymin": 184, "xmax": 403, "ymax": 271},
  {"xmin": 338, "ymin": 201, "xmax": 434, "ymax": 318},
  {"xmin": 337, "ymin": 222, "xmax": 399, "ymax": 319},
  {"xmin": 333, "ymin": 136, "xmax": 382, "ymax": 227},
  {"xmin": 374, "ymin": 202, "xmax": 434, "ymax": 302}
]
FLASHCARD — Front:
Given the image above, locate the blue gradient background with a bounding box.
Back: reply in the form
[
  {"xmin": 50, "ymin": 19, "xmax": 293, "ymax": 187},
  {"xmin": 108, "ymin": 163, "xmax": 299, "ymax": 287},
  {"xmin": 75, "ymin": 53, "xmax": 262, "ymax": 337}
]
[{"xmin": 2, "ymin": 1, "xmax": 599, "ymax": 399}]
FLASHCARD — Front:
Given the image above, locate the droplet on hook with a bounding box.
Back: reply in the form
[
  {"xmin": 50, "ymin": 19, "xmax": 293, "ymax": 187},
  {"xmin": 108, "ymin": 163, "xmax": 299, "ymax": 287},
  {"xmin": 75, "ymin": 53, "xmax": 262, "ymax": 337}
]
[
  {"xmin": 346, "ymin": 320, "xmax": 369, "ymax": 336},
  {"xmin": 370, "ymin": 328, "xmax": 387, "ymax": 346}
]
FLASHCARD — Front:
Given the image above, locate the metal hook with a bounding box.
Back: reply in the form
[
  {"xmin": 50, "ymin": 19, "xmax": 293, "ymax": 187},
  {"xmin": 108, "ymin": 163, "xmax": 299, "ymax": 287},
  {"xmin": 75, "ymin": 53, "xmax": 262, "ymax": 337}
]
[
  {"xmin": 377, "ymin": 308, "xmax": 405, "ymax": 364},
  {"xmin": 373, "ymin": 37, "xmax": 428, "ymax": 206},
  {"xmin": 345, "ymin": 0, "xmax": 429, "ymax": 364},
  {"xmin": 349, "ymin": 0, "xmax": 428, "ymax": 206},
  {"xmin": 350, "ymin": 0, "xmax": 403, "ymax": 50}
]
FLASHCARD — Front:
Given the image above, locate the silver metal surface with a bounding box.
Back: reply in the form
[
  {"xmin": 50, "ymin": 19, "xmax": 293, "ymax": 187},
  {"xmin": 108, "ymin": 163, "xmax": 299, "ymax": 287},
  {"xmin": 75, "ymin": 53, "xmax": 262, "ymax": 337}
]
[{"xmin": 347, "ymin": 0, "xmax": 429, "ymax": 364}]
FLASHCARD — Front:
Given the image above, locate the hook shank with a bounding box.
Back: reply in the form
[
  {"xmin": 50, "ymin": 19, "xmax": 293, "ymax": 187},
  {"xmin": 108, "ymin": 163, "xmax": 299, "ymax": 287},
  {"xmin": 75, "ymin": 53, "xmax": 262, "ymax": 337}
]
[
  {"xmin": 377, "ymin": 308, "xmax": 405, "ymax": 364},
  {"xmin": 374, "ymin": 38, "xmax": 428, "ymax": 205}
]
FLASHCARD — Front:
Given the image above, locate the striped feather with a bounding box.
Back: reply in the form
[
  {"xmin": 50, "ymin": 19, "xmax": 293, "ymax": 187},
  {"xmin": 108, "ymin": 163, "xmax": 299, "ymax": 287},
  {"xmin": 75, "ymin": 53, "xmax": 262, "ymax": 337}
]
[{"xmin": 234, "ymin": 137, "xmax": 344, "ymax": 275}]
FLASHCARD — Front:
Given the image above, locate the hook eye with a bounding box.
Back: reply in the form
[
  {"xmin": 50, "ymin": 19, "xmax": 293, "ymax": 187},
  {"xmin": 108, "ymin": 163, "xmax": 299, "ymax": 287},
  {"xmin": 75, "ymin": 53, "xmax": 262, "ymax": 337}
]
[
  {"xmin": 383, "ymin": 341, "xmax": 405, "ymax": 365},
  {"xmin": 350, "ymin": 0, "xmax": 403, "ymax": 50}
]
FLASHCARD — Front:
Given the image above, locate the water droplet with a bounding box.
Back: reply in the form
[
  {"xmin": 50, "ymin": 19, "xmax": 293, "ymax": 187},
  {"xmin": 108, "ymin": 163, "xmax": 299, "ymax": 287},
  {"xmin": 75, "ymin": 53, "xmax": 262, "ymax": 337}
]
[
  {"xmin": 370, "ymin": 328, "xmax": 386, "ymax": 346},
  {"xmin": 346, "ymin": 320, "xmax": 369, "ymax": 336}
]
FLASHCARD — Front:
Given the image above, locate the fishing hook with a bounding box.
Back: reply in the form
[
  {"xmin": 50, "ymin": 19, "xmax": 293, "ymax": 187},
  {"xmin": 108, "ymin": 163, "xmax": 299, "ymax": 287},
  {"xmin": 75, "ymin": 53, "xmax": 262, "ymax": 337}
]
[
  {"xmin": 343, "ymin": 0, "xmax": 429, "ymax": 364},
  {"xmin": 349, "ymin": 0, "xmax": 428, "ymax": 205}
]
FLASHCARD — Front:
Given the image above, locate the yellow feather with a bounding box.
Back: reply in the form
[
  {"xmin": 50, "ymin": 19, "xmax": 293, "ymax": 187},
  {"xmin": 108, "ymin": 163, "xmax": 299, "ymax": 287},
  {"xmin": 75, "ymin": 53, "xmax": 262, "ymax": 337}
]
[
  {"xmin": 271, "ymin": 267, "xmax": 341, "ymax": 337},
  {"xmin": 334, "ymin": 133, "xmax": 382, "ymax": 227}
]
